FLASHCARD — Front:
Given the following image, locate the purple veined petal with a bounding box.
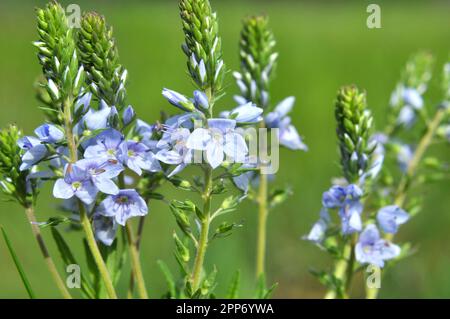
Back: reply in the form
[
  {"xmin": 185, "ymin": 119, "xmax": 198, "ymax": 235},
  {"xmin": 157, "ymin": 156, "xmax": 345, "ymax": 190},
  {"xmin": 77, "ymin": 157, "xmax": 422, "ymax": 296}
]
[
  {"xmin": 375, "ymin": 240, "xmax": 401, "ymax": 260},
  {"xmin": 34, "ymin": 124, "xmax": 64, "ymax": 143},
  {"xmin": 84, "ymin": 144, "xmax": 106, "ymax": 159},
  {"xmin": 304, "ymin": 219, "xmax": 328, "ymax": 243},
  {"xmin": 93, "ymin": 215, "xmax": 118, "ymax": 246},
  {"xmin": 155, "ymin": 149, "xmax": 183, "ymax": 165},
  {"xmin": 53, "ymin": 178, "xmax": 75, "ymax": 199},
  {"xmin": 126, "ymin": 157, "xmax": 143, "ymax": 176},
  {"xmin": 223, "ymin": 132, "xmax": 248, "ymax": 162},
  {"xmin": 264, "ymin": 111, "xmax": 280, "ymax": 128},
  {"xmin": 207, "ymin": 118, "xmax": 236, "ymax": 133},
  {"xmin": 17, "ymin": 136, "xmax": 41, "ymax": 150},
  {"xmin": 101, "ymin": 161, "xmax": 124, "ymax": 179},
  {"xmin": 135, "ymin": 119, "xmax": 154, "ymax": 136},
  {"xmin": 233, "ymin": 173, "xmax": 250, "ymax": 192},
  {"xmin": 147, "ymin": 153, "xmax": 162, "ymax": 172},
  {"xmin": 75, "ymin": 181, "xmax": 98, "ymax": 205},
  {"xmin": 359, "ymin": 224, "xmax": 380, "ymax": 245},
  {"xmin": 93, "ymin": 176, "xmax": 119, "ymax": 195},
  {"xmin": 20, "ymin": 144, "xmax": 48, "ymax": 171},
  {"xmin": 274, "ymin": 96, "xmax": 295, "ymax": 117},
  {"xmin": 162, "ymin": 88, "xmax": 191, "ymax": 111},
  {"xmin": 97, "ymin": 129, "xmax": 124, "ymax": 150},
  {"xmin": 322, "ymin": 185, "xmax": 346, "ymax": 208},
  {"xmin": 123, "ymin": 105, "xmax": 135, "ymax": 126},
  {"xmin": 82, "ymin": 107, "xmax": 111, "ymax": 131},
  {"xmin": 206, "ymin": 140, "xmax": 224, "ymax": 169},
  {"xmin": 376, "ymin": 205, "xmax": 409, "ymax": 234},
  {"xmin": 193, "ymin": 90, "xmax": 209, "ymax": 109},
  {"xmin": 75, "ymin": 92, "xmax": 92, "ymax": 113},
  {"xmin": 97, "ymin": 196, "xmax": 116, "ymax": 218},
  {"xmin": 279, "ymin": 125, "xmax": 308, "ymax": 151},
  {"xmin": 186, "ymin": 128, "xmax": 211, "ymax": 150},
  {"xmin": 168, "ymin": 163, "xmax": 187, "ymax": 178},
  {"xmin": 346, "ymin": 184, "xmax": 363, "ymax": 199}
]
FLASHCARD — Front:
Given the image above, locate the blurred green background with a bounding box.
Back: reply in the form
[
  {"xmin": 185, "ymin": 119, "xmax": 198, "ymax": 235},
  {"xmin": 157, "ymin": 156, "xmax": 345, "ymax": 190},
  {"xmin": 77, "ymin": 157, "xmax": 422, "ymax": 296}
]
[{"xmin": 0, "ymin": 0, "xmax": 449, "ymax": 298}]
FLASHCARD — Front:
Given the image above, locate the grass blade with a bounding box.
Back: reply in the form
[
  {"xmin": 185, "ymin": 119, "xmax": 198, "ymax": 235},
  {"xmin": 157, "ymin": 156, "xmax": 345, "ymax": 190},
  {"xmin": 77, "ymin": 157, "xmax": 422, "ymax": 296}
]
[{"xmin": 1, "ymin": 226, "xmax": 35, "ymax": 298}]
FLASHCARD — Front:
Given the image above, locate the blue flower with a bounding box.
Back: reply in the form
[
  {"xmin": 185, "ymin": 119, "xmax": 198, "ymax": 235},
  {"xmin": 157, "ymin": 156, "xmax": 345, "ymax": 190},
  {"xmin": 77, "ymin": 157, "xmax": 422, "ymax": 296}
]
[
  {"xmin": 84, "ymin": 129, "xmax": 125, "ymax": 162},
  {"xmin": 162, "ymin": 88, "xmax": 195, "ymax": 112},
  {"xmin": 75, "ymin": 100, "xmax": 112, "ymax": 133},
  {"xmin": 322, "ymin": 185, "xmax": 347, "ymax": 208},
  {"xmin": 123, "ymin": 105, "xmax": 135, "ymax": 126},
  {"xmin": 53, "ymin": 164, "xmax": 98, "ymax": 205},
  {"xmin": 74, "ymin": 92, "xmax": 92, "ymax": 113},
  {"xmin": 322, "ymin": 184, "xmax": 363, "ymax": 234},
  {"xmin": 265, "ymin": 97, "xmax": 308, "ymax": 151},
  {"xmin": 355, "ymin": 224, "xmax": 401, "ymax": 267},
  {"xmin": 193, "ymin": 90, "xmax": 209, "ymax": 110},
  {"xmin": 93, "ymin": 214, "xmax": 118, "ymax": 246},
  {"xmin": 96, "ymin": 189, "xmax": 148, "ymax": 226},
  {"xmin": 403, "ymin": 88, "xmax": 424, "ymax": 109},
  {"xmin": 75, "ymin": 158, "xmax": 123, "ymax": 195},
  {"xmin": 396, "ymin": 143, "xmax": 413, "ymax": 172},
  {"xmin": 221, "ymin": 102, "xmax": 263, "ymax": 123},
  {"xmin": 304, "ymin": 208, "xmax": 330, "ymax": 243},
  {"xmin": 376, "ymin": 205, "xmax": 409, "ymax": 234},
  {"xmin": 34, "ymin": 124, "xmax": 64, "ymax": 143},
  {"xmin": 186, "ymin": 119, "xmax": 248, "ymax": 169},
  {"xmin": 396, "ymin": 87, "xmax": 424, "ymax": 128},
  {"xmin": 17, "ymin": 136, "xmax": 47, "ymax": 171},
  {"xmin": 155, "ymin": 128, "xmax": 193, "ymax": 177},
  {"xmin": 122, "ymin": 141, "xmax": 161, "ymax": 176},
  {"xmin": 232, "ymin": 158, "xmax": 258, "ymax": 193}
]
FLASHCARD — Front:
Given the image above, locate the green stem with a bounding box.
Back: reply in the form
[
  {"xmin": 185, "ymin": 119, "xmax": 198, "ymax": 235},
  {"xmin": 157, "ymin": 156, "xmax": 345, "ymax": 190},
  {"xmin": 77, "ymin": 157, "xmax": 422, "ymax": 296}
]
[
  {"xmin": 324, "ymin": 238, "xmax": 354, "ymax": 299},
  {"xmin": 127, "ymin": 216, "xmax": 146, "ymax": 298},
  {"xmin": 63, "ymin": 97, "xmax": 117, "ymax": 299},
  {"xmin": 125, "ymin": 222, "xmax": 148, "ymax": 299},
  {"xmin": 79, "ymin": 203, "xmax": 117, "ymax": 299},
  {"xmin": 25, "ymin": 205, "xmax": 72, "ymax": 299},
  {"xmin": 256, "ymin": 171, "xmax": 268, "ymax": 279},
  {"xmin": 366, "ymin": 107, "xmax": 447, "ymax": 299},
  {"xmin": 191, "ymin": 166, "xmax": 213, "ymax": 291}
]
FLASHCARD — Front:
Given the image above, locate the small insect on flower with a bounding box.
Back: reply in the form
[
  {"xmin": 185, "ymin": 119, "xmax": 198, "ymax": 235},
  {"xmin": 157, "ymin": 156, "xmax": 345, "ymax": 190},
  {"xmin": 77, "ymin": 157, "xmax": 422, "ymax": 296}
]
[
  {"xmin": 75, "ymin": 158, "xmax": 123, "ymax": 195},
  {"xmin": 96, "ymin": 189, "xmax": 148, "ymax": 226},
  {"xmin": 355, "ymin": 224, "xmax": 401, "ymax": 268}
]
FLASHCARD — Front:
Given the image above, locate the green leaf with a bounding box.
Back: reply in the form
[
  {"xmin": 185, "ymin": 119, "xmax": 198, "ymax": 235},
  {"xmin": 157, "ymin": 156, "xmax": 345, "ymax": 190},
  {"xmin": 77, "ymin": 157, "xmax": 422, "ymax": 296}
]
[
  {"xmin": 268, "ymin": 188, "xmax": 293, "ymax": 209},
  {"xmin": 226, "ymin": 270, "xmax": 240, "ymax": 299},
  {"xmin": 1, "ymin": 226, "xmax": 35, "ymax": 299},
  {"xmin": 212, "ymin": 221, "xmax": 243, "ymax": 240},
  {"xmin": 157, "ymin": 260, "xmax": 176, "ymax": 298},
  {"xmin": 51, "ymin": 228, "xmax": 95, "ymax": 298},
  {"xmin": 38, "ymin": 216, "xmax": 71, "ymax": 228}
]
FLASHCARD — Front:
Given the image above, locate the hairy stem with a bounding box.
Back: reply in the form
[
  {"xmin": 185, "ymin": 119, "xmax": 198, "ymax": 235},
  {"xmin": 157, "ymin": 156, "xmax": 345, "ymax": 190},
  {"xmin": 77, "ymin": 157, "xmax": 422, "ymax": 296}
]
[
  {"xmin": 191, "ymin": 166, "xmax": 213, "ymax": 291},
  {"xmin": 63, "ymin": 97, "xmax": 117, "ymax": 299},
  {"xmin": 25, "ymin": 206, "xmax": 72, "ymax": 299},
  {"xmin": 256, "ymin": 172, "xmax": 268, "ymax": 279},
  {"xmin": 366, "ymin": 107, "xmax": 447, "ymax": 299}
]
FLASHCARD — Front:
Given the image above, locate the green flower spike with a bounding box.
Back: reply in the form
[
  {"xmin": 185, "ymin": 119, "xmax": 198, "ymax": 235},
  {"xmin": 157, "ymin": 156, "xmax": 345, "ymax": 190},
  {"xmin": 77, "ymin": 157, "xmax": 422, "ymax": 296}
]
[{"xmin": 335, "ymin": 86, "xmax": 374, "ymax": 183}]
